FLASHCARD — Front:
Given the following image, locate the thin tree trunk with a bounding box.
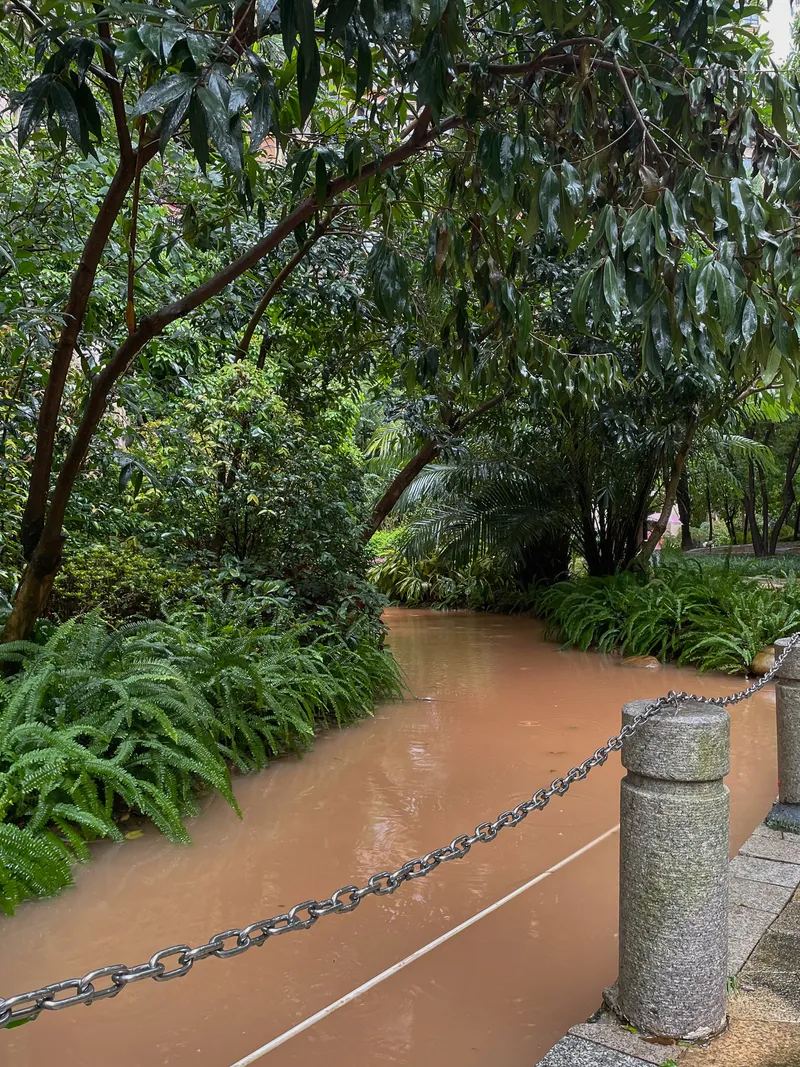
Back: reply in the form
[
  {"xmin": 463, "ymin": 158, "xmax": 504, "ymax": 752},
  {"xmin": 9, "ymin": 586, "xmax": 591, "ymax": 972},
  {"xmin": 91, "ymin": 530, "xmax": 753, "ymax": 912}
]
[
  {"xmin": 638, "ymin": 420, "xmax": 697, "ymax": 564},
  {"xmin": 744, "ymin": 459, "xmax": 766, "ymax": 557},
  {"xmin": 361, "ymin": 388, "xmax": 512, "ymax": 542},
  {"xmin": 705, "ymin": 472, "xmax": 714, "ymax": 542},
  {"xmin": 768, "ymin": 427, "xmax": 800, "ymax": 554},
  {"xmin": 235, "ymin": 212, "xmax": 335, "ymax": 362},
  {"xmin": 676, "ymin": 467, "xmax": 693, "ymax": 551}
]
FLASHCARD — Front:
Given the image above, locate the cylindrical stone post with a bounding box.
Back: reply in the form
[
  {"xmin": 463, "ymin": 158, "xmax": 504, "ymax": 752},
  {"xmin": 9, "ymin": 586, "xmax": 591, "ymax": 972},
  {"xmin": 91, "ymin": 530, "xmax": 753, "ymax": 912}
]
[
  {"xmin": 767, "ymin": 637, "xmax": 800, "ymax": 834},
  {"xmin": 607, "ymin": 699, "xmax": 730, "ymax": 1040}
]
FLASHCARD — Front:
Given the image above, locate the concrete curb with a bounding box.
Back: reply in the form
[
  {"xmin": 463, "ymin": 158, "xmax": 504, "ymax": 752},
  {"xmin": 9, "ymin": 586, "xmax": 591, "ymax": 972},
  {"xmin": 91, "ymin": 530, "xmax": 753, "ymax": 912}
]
[{"xmin": 534, "ymin": 822, "xmax": 800, "ymax": 1067}]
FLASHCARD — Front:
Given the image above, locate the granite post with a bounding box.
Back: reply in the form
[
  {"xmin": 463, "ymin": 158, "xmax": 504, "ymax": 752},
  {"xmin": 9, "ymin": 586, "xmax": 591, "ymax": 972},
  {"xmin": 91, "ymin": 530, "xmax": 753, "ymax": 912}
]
[
  {"xmin": 767, "ymin": 637, "xmax": 800, "ymax": 834},
  {"xmin": 605, "ymin": 698, "xmax": 730, "ymax": 1040}
]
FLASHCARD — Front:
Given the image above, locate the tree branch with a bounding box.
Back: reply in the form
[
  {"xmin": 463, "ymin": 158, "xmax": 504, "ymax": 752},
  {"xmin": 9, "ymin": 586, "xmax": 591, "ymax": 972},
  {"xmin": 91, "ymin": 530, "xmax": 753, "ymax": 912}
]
[
  {"xmin": 236, "ymin": 211, "xmax": 337, "ymax": 362},
  {"xmin": 95, "ymin": 7, "xmax": 133, "ymax": 161},
  {"xmin": 611, "ymin": 53, "xmax": 668, "ymax": 173}
]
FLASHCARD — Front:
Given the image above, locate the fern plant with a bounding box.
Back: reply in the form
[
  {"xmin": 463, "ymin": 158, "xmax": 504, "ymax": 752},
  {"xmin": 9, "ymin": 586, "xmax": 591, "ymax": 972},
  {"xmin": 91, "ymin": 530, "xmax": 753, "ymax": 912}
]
[
  {"xmin": 538, "ymin": 561, "xmax": 800, "ymax": 674},
  {"xmin": 0, "ymin": 608, "xmax": 402, "ymax": 913}
]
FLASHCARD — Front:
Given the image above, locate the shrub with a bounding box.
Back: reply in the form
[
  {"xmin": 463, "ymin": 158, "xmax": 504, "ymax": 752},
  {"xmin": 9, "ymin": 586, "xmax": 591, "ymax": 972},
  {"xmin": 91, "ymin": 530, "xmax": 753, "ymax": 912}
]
[
  {"xmin": 368, "ymin": 547, "xmax": 539, "ymax": 612},
  {"xmin": 49, "ymin": 541, "xmax": 201, "ymax": 623},
  {"xmin": 0, "ymin": 608, "xmax": 402, "ymax": 913}
]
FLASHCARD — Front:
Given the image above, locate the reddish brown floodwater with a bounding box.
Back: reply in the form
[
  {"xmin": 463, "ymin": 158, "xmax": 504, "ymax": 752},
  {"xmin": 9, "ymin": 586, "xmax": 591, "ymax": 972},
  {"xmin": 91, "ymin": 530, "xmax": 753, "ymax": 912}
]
[{"xmin": 0, "ymin": 610, "xmax": 780, "ymax": 1067}]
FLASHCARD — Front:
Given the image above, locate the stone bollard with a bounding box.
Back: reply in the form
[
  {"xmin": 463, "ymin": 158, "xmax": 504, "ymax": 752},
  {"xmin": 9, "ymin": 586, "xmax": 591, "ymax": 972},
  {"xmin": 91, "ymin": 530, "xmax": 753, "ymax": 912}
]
[
  {"xmin": 767, "ymin": 637, "xmax": 800, "ymax": 834},
  {"xmin": 605, "ymin": 698, "xmax": 730, "ymax": 1040}
]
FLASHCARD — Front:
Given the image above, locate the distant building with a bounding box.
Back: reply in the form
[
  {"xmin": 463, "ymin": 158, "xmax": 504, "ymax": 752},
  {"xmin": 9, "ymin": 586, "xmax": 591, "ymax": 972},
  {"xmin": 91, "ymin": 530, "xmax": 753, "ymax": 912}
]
[{"xmin": 742, "ymin": 13, "xmax": 761, "ymax": 30}]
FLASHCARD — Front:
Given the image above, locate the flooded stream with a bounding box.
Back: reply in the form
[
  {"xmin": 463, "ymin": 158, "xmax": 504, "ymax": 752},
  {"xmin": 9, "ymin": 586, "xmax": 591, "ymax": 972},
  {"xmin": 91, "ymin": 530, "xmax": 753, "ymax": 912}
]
[{"xmin": 0, "ymin": 610, "xmax": 780, "ymax": 1066}]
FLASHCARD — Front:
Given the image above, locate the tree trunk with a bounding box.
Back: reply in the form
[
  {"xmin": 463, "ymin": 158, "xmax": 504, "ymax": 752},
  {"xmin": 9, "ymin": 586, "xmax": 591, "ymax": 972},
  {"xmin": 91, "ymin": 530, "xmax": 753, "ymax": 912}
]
[
  {"xmin": 768, "ymin": 427, "xmax": 800, "ymax": 555},
  {"xmin": 362, "ymin": 440, "xmax": 440, "ymax": 541},
  {"xmin": 638, "ymin": 420, "xmax": 697, "ymax": 564},
  {"xmin": 744, "ymin": 459, "xmax": 767, "ymax": 556},
  {"xmin": 2, "ymin": 535, "xmax": 65, "ymax": 642},
  {"xmin": 676, "ymin": 468, "xmax": 693, "ymax": 551},
  {"xmin": 235, "ymin": 212, "xmax": 335, "ymax": 362},
  {"xmin": 705, "ymin": 472, "xmax": 714, "ymax": 543}
]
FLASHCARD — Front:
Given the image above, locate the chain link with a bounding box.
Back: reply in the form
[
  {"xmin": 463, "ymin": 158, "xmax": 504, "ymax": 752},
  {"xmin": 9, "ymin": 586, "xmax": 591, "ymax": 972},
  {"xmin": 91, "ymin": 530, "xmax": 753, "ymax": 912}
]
[{"xmin": 3, "ymin": 632, "xmax": 798, "ymax": 1031}]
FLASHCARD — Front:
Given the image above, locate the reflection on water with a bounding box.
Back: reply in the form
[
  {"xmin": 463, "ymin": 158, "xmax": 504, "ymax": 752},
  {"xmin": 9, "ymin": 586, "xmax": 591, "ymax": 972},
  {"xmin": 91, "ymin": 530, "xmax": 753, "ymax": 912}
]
[{"xmin": 0, "ymin": 610, "xmax": 779, "ymax": 1067}]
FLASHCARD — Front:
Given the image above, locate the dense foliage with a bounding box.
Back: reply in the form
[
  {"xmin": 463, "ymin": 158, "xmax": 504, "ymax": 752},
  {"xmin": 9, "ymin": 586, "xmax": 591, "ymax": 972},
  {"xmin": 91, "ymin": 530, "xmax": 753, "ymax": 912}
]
[
  {"xmin": 0, "ymin": 608, "xmax": 400, "ymax": 914},
  {"xmin": 5, "ymin": 0, "xmax": 800, "ymax": 914},
  {"xmin": 540, "ymin": 557, "xmax": 800, "ymax": 674}
]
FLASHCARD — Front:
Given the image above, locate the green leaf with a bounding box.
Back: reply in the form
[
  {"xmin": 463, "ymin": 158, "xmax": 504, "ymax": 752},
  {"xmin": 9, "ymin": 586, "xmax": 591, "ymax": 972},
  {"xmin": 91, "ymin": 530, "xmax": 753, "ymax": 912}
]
[
  {"xmin": 258, "ymin": 0, "xmax": 280, "ymax": 31},
  {"xmin": 741, "ymin": 297, "xmax": 758, "ymax": 346},
  {"xmin": 604, "ymin": 207, "xmax": 618, "ymax": 257},
  {"xmin": 188, "ymin": 94, "xmax": 210, "ymax": 173},
  {"xmin": 649, "ymin": 300, "xmax": 672, "ymax": 364},
  {"xmin": 159, "ymin": 90, "xmax": 193, "ymax": 154},
  {"xmin": 315, "ymin": 153, "xmax": 328, "ymax": 206},
  {"xmin": 290, "ymin": 147, "xmax": 314, "ymax": 196},
  {"xmin": 651, "ymin": 207, "xmax": 667, "ymax": 257},
  {"xmin": 602, "ymin": 258, "xmax": 621, "ymax": 322},
  {"xmin": 622, "ymin": 205, "xmax": 648, "ymax": 250},
  {"xmin": 774, "ymin": 235, "xmax": 794, "ymax": 285},
  {"xmin": 560, "ymin": 161, "xmax": 583, "ymax": 210},
  {"xmin": 572, "ymin": 268, "xmax": 594, "ymax": 333},
  {"xmin": 250, "ymin": 85, "xmax": 274, "ymax": 150},
  {"xmin": 49, "ymin": 81, "xmax": 85, "ymax": 154},
  {"xmin": 764, "ymin": 345, "xmax": 782, "ymax": 385},
  {"xmin": 694, "ymin": 262, "xmax": 712, "ymax": 316},
  {"xmin": 198, "ymin": 85, "xmax": 242, "ymax": 171},
  {"xmin": 131, "ymin": 74, "xmax": 198, "ymax": 118},
  {"xmin": 325, "ymin": 0, "xmax": 358, "ymax": 40},
  {"xmin": 294, "ymin": 0, "xmax": 317, "ymax": 62},
  {"xmin": 18, "ymin": 76, "xmax": 52, "ymax": 148},
  {"xmin": 137, "ymin": 22, "xmax": 162, "ymax": 61},
  {"xmin": 663, "ymin": 189, "xmax": 686, "ymax": 243},
  {"xmin": 356, "ymin": 34, "xmax": 372, "ymax": 103},
  {"xmin": 298, "ymin": 40, "xmax": 321, "ymax": 121},
  {"xmin": 714, "ymin": 262, "xmax": 736, "ymax": 332}
]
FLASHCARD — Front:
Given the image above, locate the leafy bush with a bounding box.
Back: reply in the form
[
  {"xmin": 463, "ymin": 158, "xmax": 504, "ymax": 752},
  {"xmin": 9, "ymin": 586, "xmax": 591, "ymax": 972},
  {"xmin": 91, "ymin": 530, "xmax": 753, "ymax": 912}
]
[
  {"xmin": 126, "ymin": 366, "xmax": 377, "ymax": 623},
  {"xmin": 48, "ymin": 540, "xmax": 202, "ymax": 623},
  {"xmin": 0, "ymin": 609, "xmax": 401, "ymax": 913},
  {"xmin": 538, "ymin": 559, "xmax": 800, "ymax": 673},
  {"xmin": 368, "ymin": 547, "xmax": 539, "ymax": 612}
]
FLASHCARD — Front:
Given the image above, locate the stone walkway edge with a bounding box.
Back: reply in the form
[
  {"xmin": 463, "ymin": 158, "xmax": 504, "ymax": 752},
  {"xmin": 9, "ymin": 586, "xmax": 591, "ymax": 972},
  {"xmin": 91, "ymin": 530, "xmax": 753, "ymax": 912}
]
[{"xmin": 535, "ymin": 821, "xmax": 800, "ymax": 1067}]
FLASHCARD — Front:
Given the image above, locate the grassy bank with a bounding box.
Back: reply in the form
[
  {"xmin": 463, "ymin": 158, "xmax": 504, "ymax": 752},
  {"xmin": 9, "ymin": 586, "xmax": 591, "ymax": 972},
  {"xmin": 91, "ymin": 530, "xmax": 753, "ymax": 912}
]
[
  {"xmin": 0, "ymin": 608, "xmax": 401, "ymax": 915},
  {"xmin": 539, "ymin": 559, "xmax": 800, "ymax": 674}
]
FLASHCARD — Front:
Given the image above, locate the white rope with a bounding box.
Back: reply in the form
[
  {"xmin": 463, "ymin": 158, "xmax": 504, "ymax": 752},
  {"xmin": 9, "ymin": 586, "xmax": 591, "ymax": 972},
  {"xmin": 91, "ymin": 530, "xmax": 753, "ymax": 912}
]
[{"xmin": 228, "ymin": 824, "xmax": 620, "ymax": 1066}]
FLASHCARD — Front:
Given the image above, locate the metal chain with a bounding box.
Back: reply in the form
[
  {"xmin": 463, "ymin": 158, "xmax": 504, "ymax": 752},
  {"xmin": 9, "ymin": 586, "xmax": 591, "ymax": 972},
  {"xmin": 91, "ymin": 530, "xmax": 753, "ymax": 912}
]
[{"xmin": 2, "ymin": 632, "xmax": 798, "ymax": 1030}]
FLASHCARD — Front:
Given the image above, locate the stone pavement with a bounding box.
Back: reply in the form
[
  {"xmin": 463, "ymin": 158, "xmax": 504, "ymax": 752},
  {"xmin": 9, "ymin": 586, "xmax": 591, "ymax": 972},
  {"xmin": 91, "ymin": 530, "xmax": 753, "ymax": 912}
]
[{"xmin": 536, "ymin": 823, "xmax": 800, "ymax": 1067}]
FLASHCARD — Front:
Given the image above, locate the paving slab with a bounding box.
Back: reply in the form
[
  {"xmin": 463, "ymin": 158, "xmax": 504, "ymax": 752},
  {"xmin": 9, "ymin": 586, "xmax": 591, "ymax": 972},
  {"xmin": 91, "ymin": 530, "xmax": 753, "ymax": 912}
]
[
  {"xmin": 728, "ymin": 911, "xmax": 774, "ymax": 974},
  {"xmin": 740, "ymin": 825, "xmax": 800, "ymax": 865},
  {"xmin": 570, "ymin": 1012, "xmax": 680, "ymax": 1065},
  {"xmin": 729, "ymin": 874, "xmax": 794, "ymax": 914},
  {"xmin": 537, "ymin": 1035, "xmax": 660, "ymax": 1067},
  {"xmin": 745, "ymin": 930, "xmax": 800, "ymax": 973},
  {"xmin": 728, "ymin": 854, "xmax": 800, "ymax": 889}
]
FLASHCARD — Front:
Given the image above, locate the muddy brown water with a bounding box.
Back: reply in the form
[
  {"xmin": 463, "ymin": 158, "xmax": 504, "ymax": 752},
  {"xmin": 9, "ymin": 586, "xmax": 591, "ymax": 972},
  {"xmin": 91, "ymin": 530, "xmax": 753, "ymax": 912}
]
[{"xmin": 0, "ymin": 610, "xmax": 780, "ymax": 1067}]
